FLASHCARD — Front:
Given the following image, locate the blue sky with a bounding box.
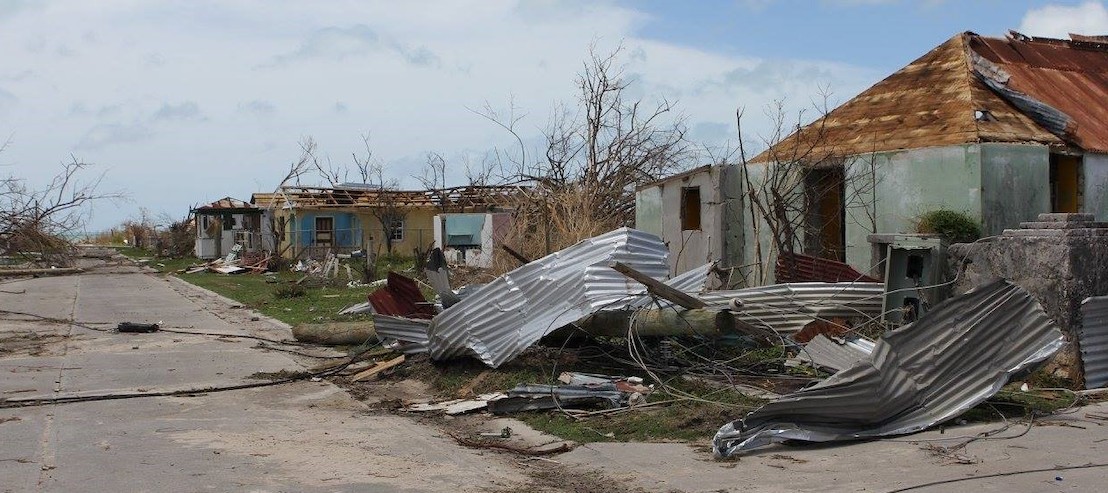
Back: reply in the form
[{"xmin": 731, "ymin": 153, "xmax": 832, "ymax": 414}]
[{"xmin": 0, "ymin": 0, "xmax": 1104, "ymax": 231}]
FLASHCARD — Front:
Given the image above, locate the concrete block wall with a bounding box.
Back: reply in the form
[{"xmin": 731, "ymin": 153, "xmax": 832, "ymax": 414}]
[{"xmin": 947, "ymin": 213, "xmax": 1108, "ymax": 385}]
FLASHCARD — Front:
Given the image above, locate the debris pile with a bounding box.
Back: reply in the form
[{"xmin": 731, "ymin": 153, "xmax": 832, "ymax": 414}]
[
  {"xmin": 713, "ymin": 281, "xmax": 1064, "ymax": 457},
  {"xmin": 184, "ymin": 244, "xmax": 271, "ymax": 275}
]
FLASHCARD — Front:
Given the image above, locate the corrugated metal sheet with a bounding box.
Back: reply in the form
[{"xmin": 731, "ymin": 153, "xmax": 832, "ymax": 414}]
[
  {"xmin": 698, "ymin": 282, "xmax": 885, "ymax": 336},
  {"xmin": 373, "ymin": 315, "xmax": 431, "ymax": 354},
  {"xmin": 193, "ymin": 196, "xmax": 259, "ymax": 213},
  {"xmin": 793, "ymin": 334, "xmax": 875, "ymax": 373},
  {"xmin": 366, "ymin": 272, "xmax": 435, "ymax": 318},
  {"xmin": 775, "ymin": 252, "xmax": 879, "ymax": 284},
  {"xmin": 972, "ymin": 33, "xmax": 1108, "ymax": 153},
  {"xmin": 1079, "ymin": 296, "xmax": 1108, "ymax": 389},
  {"xmin": 427, "ymin": 228, "xmax": 671, "ymax": 367},
  {"xmin": 713, "ymin": 281, "xmax": 1064, "ymax": 457}
]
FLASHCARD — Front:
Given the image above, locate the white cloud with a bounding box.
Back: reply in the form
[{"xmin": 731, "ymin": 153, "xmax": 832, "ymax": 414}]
[
  {"xmin": 0, "ymin": 0, "xmax": 880, "ymax": 229},
  {"xmin": 1019, "ymin": 1, "xmax": 1108, "ymax": 38},
  {"xmin": 152, "ymin": 101, "xmax": 202, "ymax": 122}
]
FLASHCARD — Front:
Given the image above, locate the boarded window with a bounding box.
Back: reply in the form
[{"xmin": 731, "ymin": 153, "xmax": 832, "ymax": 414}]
[{"xmin": 681, "ymin": 187, "xmax": 702, "ymax": 231}]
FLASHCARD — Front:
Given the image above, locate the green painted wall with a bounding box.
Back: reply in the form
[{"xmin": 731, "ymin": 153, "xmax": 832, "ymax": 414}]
[
  {"xmin": 1084, "ymin": 153, "xmax": 1108, "ymax": 219},
  {"xmin": 980, "ymin": 143, "xmax": 1050, "ymax": 236},
  {"xmin": 844, "ymin": 145, "xmax": 983, "ymax": 270}
]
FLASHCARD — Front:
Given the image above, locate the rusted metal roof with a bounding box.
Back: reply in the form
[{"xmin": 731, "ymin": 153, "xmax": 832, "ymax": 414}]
[
  {"xmin": 971, "ymin": 32, "xmax": 1108, "ymax": 153},
  {"xmin": 192, "ymin": 197, "xmax": 259, "ymax": 213},
  {"xmin": 366, "ymin": 272, "xmax": 435, "ymax": 319},
  {"xmin": 751, "ymin": 32, "xmax": 1078, "ymax": 162},
  {"xmin": 775, "ymin": 252, "xmax": 879, "ymax": 284}
]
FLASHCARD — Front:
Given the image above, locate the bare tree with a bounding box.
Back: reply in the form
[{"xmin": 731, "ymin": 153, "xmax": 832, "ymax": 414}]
[
  {"xmin": 479, "ymin": 45, "xmax": 693, "ymax": 259},
  {"xmin": 1, "ymin": 154, "xmax": 124, "ymax": 266},
  {"xmin": 367, "ymin": 161, "xmax": 409, "ymax": 257},
  {"xmin": 351, "ymin": 132, "xmax": 374, "ymax": 185},
  {"xmin": 734, "ymin": 92, "xmax": 883, "ymax": 284}
]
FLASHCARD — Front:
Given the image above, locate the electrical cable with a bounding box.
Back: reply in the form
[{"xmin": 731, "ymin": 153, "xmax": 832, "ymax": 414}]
[{"xmin": 884, "ymin": 462, "xmax": 1108, "ymax": 493}]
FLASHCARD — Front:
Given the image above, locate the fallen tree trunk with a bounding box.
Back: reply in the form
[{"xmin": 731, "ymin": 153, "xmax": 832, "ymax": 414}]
[
  {"xmin": 579, "ymin": 308, "xmax": 742, "ymax": 338},
  {"xmin": 0, "ymin": 267, "xmax": 83, "ymax": 277},
  {"xmin": 292, "ymin": 321, "xmax": 376, "ymax": 346}
]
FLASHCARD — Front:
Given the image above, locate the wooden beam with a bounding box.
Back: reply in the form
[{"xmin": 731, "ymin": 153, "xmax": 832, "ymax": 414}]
[
  {"xmin": 500, "ymin": 244, "xmax": 531, "ymax": 265},
  {"xmin": 609, "ymin": 262, "xmax": 706, "ymax": 309}
]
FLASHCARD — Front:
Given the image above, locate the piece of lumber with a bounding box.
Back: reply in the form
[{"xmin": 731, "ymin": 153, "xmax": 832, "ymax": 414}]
[
  {"xmin": 350, "ymin": 355, "xmax": 406, "ymax": 382},
  {"xmin": 609, "ymin": 262, "xmax": 706, "ymax": 309},
  {"xmin": 292, "ymin": 321, "xmax": 376, "ymax": 346}
]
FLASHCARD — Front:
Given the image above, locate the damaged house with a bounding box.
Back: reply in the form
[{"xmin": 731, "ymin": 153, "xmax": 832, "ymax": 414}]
[
  {"xmin": 251, "ymin": 185, "xmax": 520, "ymax": 259},
  {"xmin": 639, "ymin": 31, "xmax": 1108, "ymax": 285},
  {"xmin": 192, "ymin": 197, "xmax": 273, "ymax": 260}
]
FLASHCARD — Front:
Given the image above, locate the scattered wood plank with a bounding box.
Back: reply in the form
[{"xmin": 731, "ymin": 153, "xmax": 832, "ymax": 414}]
[{"xmin": 350, "ymin": 355, "xmax": 406, "ymax": 382}]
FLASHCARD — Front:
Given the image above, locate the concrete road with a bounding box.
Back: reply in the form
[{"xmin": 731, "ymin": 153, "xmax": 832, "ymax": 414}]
[
  {"xmin": 4, "ymin": 255, "xmax": 1108, "ymax": 492},
  {"xmin": 0, "ymin": 259, "xmax": 526, "ymax": 492}
]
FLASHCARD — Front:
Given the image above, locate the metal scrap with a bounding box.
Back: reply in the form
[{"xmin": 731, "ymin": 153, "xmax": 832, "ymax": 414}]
[
  {"xmin": 713, "ymin": 281, "xmax": 1064, "ymax": 457},
  {"xmin": 699, "ymin": 282, "xmax": 885, "ymax": 336},
  {"xmin": 1080, "ymin": 296, "xmax": 1108, "ymax": 389},
  {"xmin": 426, "ymin": 228, "xmax": 672, "ymax": 367},
  {"xmin": 791, "ymin": 334, "xmax": 875, "ymax": 373}
]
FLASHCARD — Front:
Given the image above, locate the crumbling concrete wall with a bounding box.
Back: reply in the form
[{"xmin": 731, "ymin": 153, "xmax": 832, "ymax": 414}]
[{"xmin": 947, "ymin": 213, "xmax": 1108, "ymax": 383}]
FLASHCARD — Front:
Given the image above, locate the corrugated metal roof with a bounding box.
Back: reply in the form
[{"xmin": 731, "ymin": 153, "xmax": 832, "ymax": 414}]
[
  {"xmin": 427, "ymin": 228, "xmax": 671, "ymax": 367},
  {"xmin": 751, "ymin": 33, "xmax": 1062, "ymax": 163},
  {"xmin": 714, "ymin": 281, "xmax": 1064, "ymax": 456},
  {"xmin": 1079, "ymin": 296, "xmax": 1108, "ymax": 389},
  {"xmin": 971, "ymin": 33, "xmax": 1108, "ymax": 153},
  {"xmin": 193, "ymin": 197, "xmax": 258, "ymax": 212},
  {"xmin": 698, "ymin": 282, "xmax": 885, "ymax": 336}
]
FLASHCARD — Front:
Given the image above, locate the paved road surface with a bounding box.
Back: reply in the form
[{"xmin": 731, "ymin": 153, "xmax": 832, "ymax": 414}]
[{"xmin": 3, "ymin": 254, "xmax": 1107, "ymax": 492}]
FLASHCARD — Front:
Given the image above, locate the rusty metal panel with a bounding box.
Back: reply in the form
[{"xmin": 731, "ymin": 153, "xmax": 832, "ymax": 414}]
[
  {"xmin": 366, "ymin": 272, "xmax": 434, "ymax": 318},
  {"xmin": 751, "ymin": 33, "xmax": 1061, "ymax": 163},
  {"xmin": 971, "ymin": 34, "xmax": 1108, "ymax": 153},
  {"xmin": 1080, "ymin": 296, "xmax": 1108, "ymax": 389},
  {"xmin": 714, "ymin": 281, "xmax": 1064, "ymax": 456},
  {"xmin": 775, "ymin": 252, "xmax": 879, "ymax": 283}
]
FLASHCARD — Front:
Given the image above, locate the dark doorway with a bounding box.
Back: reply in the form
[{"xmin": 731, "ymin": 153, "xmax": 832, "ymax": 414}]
[
  {"xmin": 805, "ymin": 167, "xmax": 846, "ymax": 261},
  {"xmin": 1050, "ymin": 153, "xmax": 1082, "ymax": 213}
]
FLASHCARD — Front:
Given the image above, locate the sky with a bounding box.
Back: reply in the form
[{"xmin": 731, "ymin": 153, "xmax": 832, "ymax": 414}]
[{"xmin": 1, "ymin": 0, "xmax": 1107, "ymax": 231}]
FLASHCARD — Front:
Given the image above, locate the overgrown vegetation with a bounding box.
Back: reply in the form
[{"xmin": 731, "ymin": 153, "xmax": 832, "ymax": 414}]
[{"xmin": 916, "ymin": 209, "xmax": 982, "ymax": 244}]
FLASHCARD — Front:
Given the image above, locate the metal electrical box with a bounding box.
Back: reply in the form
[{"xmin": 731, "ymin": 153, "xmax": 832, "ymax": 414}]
[{"xmin": 867, "ymin": 234, "xmax": 948, "ymax": 325}]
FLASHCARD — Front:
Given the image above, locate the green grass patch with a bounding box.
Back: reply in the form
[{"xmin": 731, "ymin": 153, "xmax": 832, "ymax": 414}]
[{"xmin": 178, "ymin": 271, "xmax": 373, "ymax": 325}]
